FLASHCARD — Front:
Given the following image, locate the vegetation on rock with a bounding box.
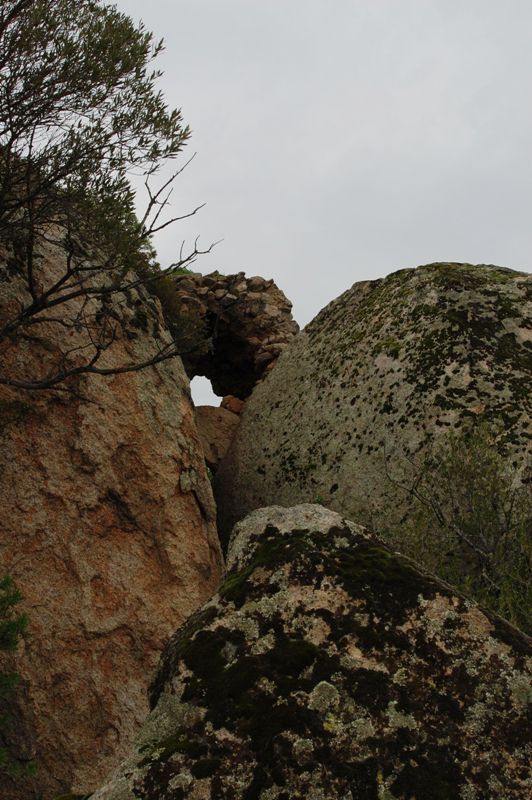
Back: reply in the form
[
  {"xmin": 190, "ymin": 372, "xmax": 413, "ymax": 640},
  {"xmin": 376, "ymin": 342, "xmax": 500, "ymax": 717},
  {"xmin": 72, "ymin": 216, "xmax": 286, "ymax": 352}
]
[
  {"xmin": 0, "ymin": 6, "xmax": 529, "ymax": 796},
  {"xmin": 384, "ymin": 423, "xmax": 531, "ymax": 633},
  {"xmin": 216, "ymin": 263, "xmax": 531, "ymax": 634},
  {"xmin": 0, "ymin": 0, "xmax": 210, "ymax": 390}
]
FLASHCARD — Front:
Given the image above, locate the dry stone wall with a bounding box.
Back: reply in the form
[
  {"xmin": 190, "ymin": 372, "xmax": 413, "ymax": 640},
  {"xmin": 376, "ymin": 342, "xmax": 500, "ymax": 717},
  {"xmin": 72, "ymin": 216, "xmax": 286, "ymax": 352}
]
[{"xmin": 170, "ymin": 271, "xmax": 299, "ymax": 398}]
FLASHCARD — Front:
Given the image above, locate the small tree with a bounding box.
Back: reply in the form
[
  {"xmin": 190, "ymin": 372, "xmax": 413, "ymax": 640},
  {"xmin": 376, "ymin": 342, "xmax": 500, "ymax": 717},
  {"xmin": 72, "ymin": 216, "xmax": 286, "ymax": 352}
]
[
  {"xmin": 385, "ymin": 424, "xmax": 531, "ymax": 633},
  {"xmin": 0, "ymin": 575, "xmax": 30, "ymax": 778},
  {"xmin": 0, "ymin": 0, "xmax": 211, "ymax": 390}
]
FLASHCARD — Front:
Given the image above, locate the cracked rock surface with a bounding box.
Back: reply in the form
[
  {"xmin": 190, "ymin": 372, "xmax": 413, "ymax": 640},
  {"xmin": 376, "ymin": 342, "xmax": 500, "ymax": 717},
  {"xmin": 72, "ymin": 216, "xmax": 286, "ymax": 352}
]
[
  {"xmin": 93, "ymin": 505, "xmax": 531, "ymax": 800},
  {"xmin": 0, "ymin": 240, "xmax": 223, "ymax": 799}
]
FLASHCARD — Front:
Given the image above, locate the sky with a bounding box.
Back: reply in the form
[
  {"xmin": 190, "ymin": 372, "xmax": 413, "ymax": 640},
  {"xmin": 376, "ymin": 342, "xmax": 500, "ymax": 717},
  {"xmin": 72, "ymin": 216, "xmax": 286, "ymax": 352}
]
[{"xmin": 116, "ymin": 0, "xmax": 532, "ymax": 404}]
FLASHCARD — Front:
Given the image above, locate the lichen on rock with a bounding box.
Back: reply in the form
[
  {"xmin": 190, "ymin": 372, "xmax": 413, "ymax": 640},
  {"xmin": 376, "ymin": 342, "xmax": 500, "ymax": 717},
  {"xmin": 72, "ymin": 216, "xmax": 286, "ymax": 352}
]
[
  {"xmin": 215, "ymin": 262, "xmax": 531, "ymax": 603},
  {"xmin": 93, "ymin": 505, "xmax": 532, "ymax": 800}
]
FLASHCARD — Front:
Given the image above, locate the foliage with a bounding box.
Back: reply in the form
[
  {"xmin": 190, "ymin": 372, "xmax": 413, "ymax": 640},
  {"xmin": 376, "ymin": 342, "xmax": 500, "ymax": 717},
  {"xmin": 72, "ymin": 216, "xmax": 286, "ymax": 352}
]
[
  {"xmin": 0, "ymin": 0, "xmax": 211, "ymax": 390},
  {"xmin": 134, "ymin": 257, "xmax": 212, "ymax": 358},
  {"xmin": 386, "ymin": 424, "xmax": 531, "ymax": 633},
  {"xmin": 0, "ymin": 575, "xmax": 32, "ymax": 778},
  {"xmin": 0, "ymin": 0, "xmax": 188, "ymax": 251}
]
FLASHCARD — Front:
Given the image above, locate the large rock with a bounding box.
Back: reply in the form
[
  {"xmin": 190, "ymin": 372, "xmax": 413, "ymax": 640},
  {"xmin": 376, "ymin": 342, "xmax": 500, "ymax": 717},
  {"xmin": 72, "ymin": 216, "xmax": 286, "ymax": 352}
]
[
  {"xmin": 0, "ymin": 238, "xmax": 224, "ymax": 798},
  {"xmin": 194, "ymin": 405, "xmax": 240, "ymax": 472},
  {"xmin": 93, "ymin": 505, "xmax": 532, "ymax": 800},
  {"xmin": 216, "ymin": 263, "xmax": 531, "ymax": 540}
]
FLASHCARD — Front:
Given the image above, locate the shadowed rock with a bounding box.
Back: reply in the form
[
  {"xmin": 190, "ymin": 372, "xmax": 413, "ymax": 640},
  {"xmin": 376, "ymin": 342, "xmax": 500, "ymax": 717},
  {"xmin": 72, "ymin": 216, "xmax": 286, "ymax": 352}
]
[
  {"xmin": 93, "ymin": 505, "xmax": 532, "ymax": 800},
  {"xmin": 195, "ymin": 405, "xmax": 240, "ymax": 472}
]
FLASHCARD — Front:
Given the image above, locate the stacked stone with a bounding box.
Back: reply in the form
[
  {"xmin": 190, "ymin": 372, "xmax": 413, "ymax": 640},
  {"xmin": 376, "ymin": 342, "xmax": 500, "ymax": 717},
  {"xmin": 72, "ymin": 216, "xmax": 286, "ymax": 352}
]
[{"xmin": 173, "ymin": 271, "xmax": 299, "ymax": 398}]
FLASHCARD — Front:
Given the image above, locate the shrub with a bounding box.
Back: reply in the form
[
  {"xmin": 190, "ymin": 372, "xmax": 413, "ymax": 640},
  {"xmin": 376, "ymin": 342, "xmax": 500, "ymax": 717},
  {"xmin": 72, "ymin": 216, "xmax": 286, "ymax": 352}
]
[
  {"xmin": 386, "ymin": 424, "xmax": 531, "ymax": 633},
  {"xmin": 0, "ymin": 0, "xmax": 212, "ymax": 390}
]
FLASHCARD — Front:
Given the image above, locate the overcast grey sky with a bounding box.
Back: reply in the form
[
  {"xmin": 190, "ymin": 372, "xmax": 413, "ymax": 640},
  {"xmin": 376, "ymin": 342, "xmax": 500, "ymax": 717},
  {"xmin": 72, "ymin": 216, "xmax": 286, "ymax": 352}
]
[{"xmin": 116, "ymin": 0, "xmax": 532, "ymax": 402}]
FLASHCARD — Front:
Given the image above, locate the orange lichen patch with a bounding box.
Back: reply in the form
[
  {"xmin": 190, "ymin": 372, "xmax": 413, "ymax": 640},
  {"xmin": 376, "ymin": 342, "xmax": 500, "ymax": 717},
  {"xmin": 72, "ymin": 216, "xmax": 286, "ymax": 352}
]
[
  {"xmin": 287, "ymin": 584, "xmax": 353, "ymax": 615},
  {"xmin": 461, "ymin": 605, "xmax": 500, "ymax": 639}
]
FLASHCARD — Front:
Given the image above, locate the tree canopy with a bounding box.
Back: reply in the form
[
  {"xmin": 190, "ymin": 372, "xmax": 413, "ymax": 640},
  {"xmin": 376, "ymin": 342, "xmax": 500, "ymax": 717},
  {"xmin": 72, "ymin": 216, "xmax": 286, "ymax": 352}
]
[
  {"xmin": 0, "ymin": 0, "xmax": 208, "ymax": 389},
  {"xmin": 0, "ymin": 0, "xmax": 189, "ymax": 249}
]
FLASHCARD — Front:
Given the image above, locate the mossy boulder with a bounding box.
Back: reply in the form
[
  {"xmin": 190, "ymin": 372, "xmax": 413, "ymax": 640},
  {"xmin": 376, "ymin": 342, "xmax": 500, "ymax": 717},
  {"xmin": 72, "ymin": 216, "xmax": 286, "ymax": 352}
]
[
  {"xmin": 215, "ymin": 263, "xmax": 531, "ymax": 571},
  {"xmin": 93, "ymin": 505, "xmax": 532, "ymax": 800}
]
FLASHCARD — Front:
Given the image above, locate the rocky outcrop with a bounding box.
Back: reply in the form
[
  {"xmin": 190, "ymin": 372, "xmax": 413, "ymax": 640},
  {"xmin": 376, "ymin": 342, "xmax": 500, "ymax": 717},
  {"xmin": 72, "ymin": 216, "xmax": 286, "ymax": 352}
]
[
  {"xmin": 216, "ymin": 263, "xmax": 531, "ymax": 540},
  {"xmin": 194, "ymin": 406, "xmax": 240, "ymax": 472},
  {"xmin": 0, "ymin": 239, "xmax": 224, "ymax": 798},
  {"xmin": 93, "ymin": 504, "xmax": 532, "ymax": 800},
  {"xmin": 169, "ymin": 271, "xmax": 299, "ymax": 398}
]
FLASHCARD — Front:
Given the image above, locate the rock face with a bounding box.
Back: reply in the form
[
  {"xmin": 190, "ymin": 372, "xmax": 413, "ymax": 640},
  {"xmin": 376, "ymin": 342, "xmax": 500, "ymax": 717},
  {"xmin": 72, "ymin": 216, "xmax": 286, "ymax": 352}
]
[
  {"xmin": 220, "ymin": 395, "xmax": 245, "ymax": 415},
  {"xmin": 170, "ymin": 271, "xmax": 299, "ymax": 398},
  {"xmin": 0, "ymin": 240, "xmax": 224, "ymax": 798},
  {"xmin": 194, "ymin": 406, "xmax": 240, "ymax": 472},
  {"xmin": 216, "ymin": 263, "xmax": 531, "ymax": 540},
  {"xmin": 93, "ymin": 505, "xmax": 532, "ymax": 800}
]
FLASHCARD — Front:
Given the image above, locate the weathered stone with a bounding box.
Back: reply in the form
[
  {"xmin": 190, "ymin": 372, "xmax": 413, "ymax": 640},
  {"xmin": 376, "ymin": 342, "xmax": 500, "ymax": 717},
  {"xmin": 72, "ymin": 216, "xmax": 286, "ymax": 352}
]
[
  {"xmin": 172, "ymin": 278, "xmax": 197, "ymax": 293},
  {"xmin": 195, "ymin": 405, "xmax": 240, "ymax": 471},
  {"xmin": 221, "ymin": 395, "xmax": 245, "ymax": 415},
  {"xmin": 248, "ymin": 276, "xmax": 266, "ymax": 290},
  {"xmin": 216, "ymin": 263, "xmax": 531, "ymax": 545},
  {"xmin": 0, "ymin": 238, "xmax": 224, "ymax": 799},
  {"xmin": 163, "ymin": 270, "xmax": 299, "ymax": 398},
  {"xmin": 254, "ymin": 351, "xmax": 275, "ymax": 365},
  {"xmin": 93, "ymin": 505, "xmax": 532, "ymax": 800}
]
